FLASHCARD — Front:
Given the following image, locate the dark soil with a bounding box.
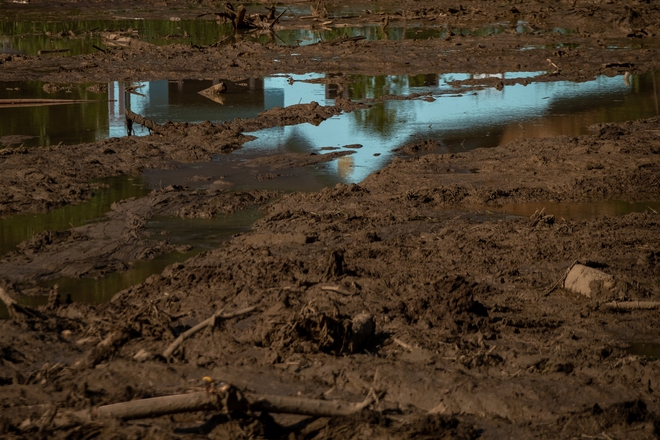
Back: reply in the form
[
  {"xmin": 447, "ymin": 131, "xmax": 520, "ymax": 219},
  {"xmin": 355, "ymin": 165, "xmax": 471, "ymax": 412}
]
[{"xmin": 1, "ymin": 0, "xmax": 660, "ymax": 438}]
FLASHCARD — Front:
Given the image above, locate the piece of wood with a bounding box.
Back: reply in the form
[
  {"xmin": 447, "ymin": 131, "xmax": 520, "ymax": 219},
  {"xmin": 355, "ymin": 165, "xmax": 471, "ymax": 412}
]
[
  {"xmin": 392, "ymin": 337, "xmax": 414, "ymax": 351},
  {"xmin": 0, "ymin": 287, "xmax": 47, "ymax": 320},
  {"xmin": 248, "ymin": 391, "xmax": 375, "ymax": 416},
  {"xmin": 162, "ymin": 306, "xmax": 257, "ymax": 359},
  {"xmin": 89, "ymin": 385, "xmax": 375, "ymax": 421},
  {"xmin": 603, "ymin": 301, "xmax": 660, "ymax": 310},
  {"xmin": 95, "ymin": 388, "xmax": 237, "ymax": 420},
  {"xmin": 321, "ymin": 285, "xmax": 352, "ymax": 296},
  {"xmin": 124, "ymin": 109, "xmax": 165, "ymax": 134}
]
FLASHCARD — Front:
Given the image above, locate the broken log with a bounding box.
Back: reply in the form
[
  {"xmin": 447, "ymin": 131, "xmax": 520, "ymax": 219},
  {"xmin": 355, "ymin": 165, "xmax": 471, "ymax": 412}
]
[
  {"xmin": 162, "ymin": 306, "xmax": 257, "ymax": 359},
  {"xmin": 603, "ymin": 301, "xmax": 660, "ymax": 310},
  {"xmin": 0, "ymin": 287, "xmax": 47, "ymax": 320},
  {"xmin": 89, "ymin": 385, "xmax": 375, "ymax": 421},
  {"xmin": 95, "ymin": 385, "xmax": 246, "ymax": 420},
  {"xmin": 124, "ymin": 109, "xmax": 165, "ymax": 134}
]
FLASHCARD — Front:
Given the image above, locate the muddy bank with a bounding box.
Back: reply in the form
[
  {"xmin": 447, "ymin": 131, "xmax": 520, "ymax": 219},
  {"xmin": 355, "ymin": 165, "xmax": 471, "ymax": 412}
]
[
  {"xmin": 1, "ymin": 0, "xmax": 660, "ymax": 437},
  {"xmin": 1, "ymin": 115, "xmax": 660, "ymax": 438},
  {"xmin": 0, "ymin": 100, "xmax": 360, "ymax": 217}
]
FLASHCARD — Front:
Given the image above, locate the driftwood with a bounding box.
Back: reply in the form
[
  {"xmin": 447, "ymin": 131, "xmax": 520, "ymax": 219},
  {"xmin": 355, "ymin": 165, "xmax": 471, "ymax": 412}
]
[
  {"xmin": 603, "ymin": 301, "xmax": 660, "ymax": 310},
  {"xmin": 0, "ymin": 287, "xmax": 47, "ymax": 320},
  {"xmin": 215, "ymin": 2, "xmax": 287, "ymax": 29},
  {"xmin": 88, "ymin": 385, "xmax": 374, "ymax": 421},
  {"xmin": 125, "ymin": 108, "xmax": 165, "ymax": 135},
  {"xmin": 162, "ymin": 306, "xmax": 257, "ymax": 359}
]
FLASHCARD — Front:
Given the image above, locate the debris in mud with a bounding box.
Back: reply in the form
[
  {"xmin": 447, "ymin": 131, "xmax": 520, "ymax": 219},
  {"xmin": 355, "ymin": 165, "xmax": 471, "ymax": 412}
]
[
  {"xmin": 2, "ymin": 0, "xmax": 660, "ymax": 438},
  {"xmin": 394, "ymin": 139, "xmax": 442, "ymax": 155},
  {"xmin": 564, "ymin": 263, "xmax": 618, "ymax": 299},
  {"xmin": 261, "ymin": 305, "xmax": 375, "ymax": 355},
  {"xmin": 198, "ymin": 82, "xmax": 228, "ymax": 104}
]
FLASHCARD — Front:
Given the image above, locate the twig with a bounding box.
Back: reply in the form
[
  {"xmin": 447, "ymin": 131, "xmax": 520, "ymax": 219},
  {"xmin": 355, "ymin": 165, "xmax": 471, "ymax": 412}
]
[
  {"xmin": 540, "ymin": 259, "xmax": 578, "ymax": 299},
  {"xmin": 321, "ymin": 285, "xmax": 352, "ymax": 296},
  {"xmin": 270, "ymin": 7, "xmax": 288, "ymax": 28},
  {"xmin": 392, "ymin": 337, "xmax": 414, "ymax": 351},
  {"xmin": 162, "ymin": 306, "xmax": 257, "ymax": 359}
]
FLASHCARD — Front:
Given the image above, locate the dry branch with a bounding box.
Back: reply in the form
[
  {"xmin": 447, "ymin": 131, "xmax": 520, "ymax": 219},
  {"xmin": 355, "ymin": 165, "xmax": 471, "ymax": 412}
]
[
  {"xmin": 83, "ymin": 385, "xmax": 376, "ymax": 421},
  {"xmin": 125, "ymin": 109, "xmax": 165, "ymax": 134},
  {"xmin": 162, "ymin": 306, "xmax": 257, "ymax": 359},
  {"xmin": 603, "ymin": 301, "xmax": 660, "ymax": 310},
  {"xmin": 321, "ymin": 285, "xmax": 352, "ymax": 296},
  {"xmin": 0, "ymin": 287, "xmax": 47, "ymax": 320}
]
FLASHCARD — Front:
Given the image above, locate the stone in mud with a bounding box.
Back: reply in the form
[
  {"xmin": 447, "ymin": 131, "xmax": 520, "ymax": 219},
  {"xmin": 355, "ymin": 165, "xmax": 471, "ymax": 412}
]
[
  {"xmin": 564, "ymin": 264, "xmax": 615, "ymax": 299},
  {"xmin": 349, "ymin": 312, "xmax": 375, "ymax": 353}
]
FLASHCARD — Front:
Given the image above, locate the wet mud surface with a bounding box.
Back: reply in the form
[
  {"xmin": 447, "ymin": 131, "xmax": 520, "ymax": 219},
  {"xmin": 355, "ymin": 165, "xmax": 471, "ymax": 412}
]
[{"xmin": 1, "ymin": 0, "xmax": 660, "ymax": 438}]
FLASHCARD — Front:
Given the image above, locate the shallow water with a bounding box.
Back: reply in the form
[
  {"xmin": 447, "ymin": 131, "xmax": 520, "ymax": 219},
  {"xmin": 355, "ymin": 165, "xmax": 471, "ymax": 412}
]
[
  {"xmin": 626, "ymin": 342, "xmax": 660, "ymax": 359},
  {"xmin": 3, "ymin": 71, "xmax": 659, "ymax": 174},
  {"xmin": 0, "ymin": 206, "xmax": 262, "ymax": 317},
  {"xmin": 0, "ymin": 17, "xmax": 538, "ymax": 56},
  {"xmin": 0, "ymin": 175, "xmax": 150, "ymax": 255}
]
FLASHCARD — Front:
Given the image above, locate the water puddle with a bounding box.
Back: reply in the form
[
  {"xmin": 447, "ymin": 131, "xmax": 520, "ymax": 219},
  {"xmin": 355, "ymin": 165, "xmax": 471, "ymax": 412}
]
[
  {"xmin": 241, "ymin": 71, "xmax": 660, "ymax": 183},
  {"xmin": 3, "ymin": 71, "xmax": 659, "ymax": 166},
  {"xmin": 497, "ymin": 201, "xmax": 660, "ymax": 221},
  {"xmin": 0, "ymin": 206, "xmax": 262, "ymax": 318},
  {"xmin": 626, "ymin": 342, "xmax": 660, "ymax": 360},
  {"xmin": 143, "ymin": 205, "xmax": 263, "ymax": 250},
  {"xmin": 0, "ymin": 175, "xmax": 150, "ymax": 256}
]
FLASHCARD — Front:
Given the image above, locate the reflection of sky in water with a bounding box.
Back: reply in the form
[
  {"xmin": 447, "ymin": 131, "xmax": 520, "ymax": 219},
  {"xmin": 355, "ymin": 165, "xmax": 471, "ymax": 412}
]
[
  {"xmin": 243, "ymin": 73, "xmax": 631, "ymax": 183},
  {"xmin": 2, "ymin": 71, "xmax": 658, "ymax": 185}
]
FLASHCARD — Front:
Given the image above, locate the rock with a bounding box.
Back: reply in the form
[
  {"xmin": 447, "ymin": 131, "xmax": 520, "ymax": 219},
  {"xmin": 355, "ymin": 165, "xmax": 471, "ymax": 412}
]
[
  {"xmin": 349, "ymin": 313, "xmax": 375, "ymax": 353},
  {"xmin": 564, "ymin": 264, "xmax": 615, "ymax": 299}
]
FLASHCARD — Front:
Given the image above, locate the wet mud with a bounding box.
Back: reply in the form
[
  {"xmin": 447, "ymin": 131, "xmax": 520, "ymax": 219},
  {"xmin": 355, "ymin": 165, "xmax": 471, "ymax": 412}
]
[{"xmin": 1, "ymin": 0, "xmax": 660, "ymax": 438}]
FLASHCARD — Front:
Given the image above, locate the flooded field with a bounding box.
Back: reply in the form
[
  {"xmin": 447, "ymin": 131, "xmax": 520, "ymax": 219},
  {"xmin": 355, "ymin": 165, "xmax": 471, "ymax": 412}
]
[
  {"xmin": 2, "ymin": 70, "xmax": 659, "ymax": 164},
  {"xmin": 1, "ymin": 69, "xmax": 659, "ymax": 308},
  {"xmin": 2, "ymin": 0, "xmax": 660, "ymax": 437}
]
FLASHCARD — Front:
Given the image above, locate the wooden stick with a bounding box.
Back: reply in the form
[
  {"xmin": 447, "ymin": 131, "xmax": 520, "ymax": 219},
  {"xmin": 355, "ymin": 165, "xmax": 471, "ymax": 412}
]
[
  {"xmin": 89, "ymin": 386, "xmax": 375, "ymax": 421},
  {"xmin": 95, "ymin": 388, "xmax": 235, "ymax": 420},
  {"xmin": 321, "ymin": 285, "xmax": 352, "ymax": 296},
  {"xmin": 603, "ymin": 301, "xmax": 660, "ymax": 310},
  {"xmin": 37, "ymin": 49, "xmax": 70, "ymax": 55},
  {"xmin": 392, "ymin": 337, "xmax": 414, "ymax": 351},
  {"xmin": 162, "ymin": 306, "xmax": 257, "ymax": 359},
  {"xmin": 248, "ymin": 390, "xmax": 375, "ymax": 416}
]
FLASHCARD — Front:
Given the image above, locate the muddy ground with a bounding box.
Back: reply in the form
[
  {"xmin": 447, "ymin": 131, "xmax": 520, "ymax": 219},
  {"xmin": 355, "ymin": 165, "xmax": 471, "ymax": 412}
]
[{"xmin": 1, "ymin": 0, "xmax": 660, "ymax": 438}]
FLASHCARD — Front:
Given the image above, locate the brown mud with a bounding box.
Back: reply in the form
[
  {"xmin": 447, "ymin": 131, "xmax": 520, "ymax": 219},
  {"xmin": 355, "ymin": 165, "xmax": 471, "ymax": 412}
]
[{"xmin": 1, "ymin": 0, "xmax": 660, "ymax": 438}]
